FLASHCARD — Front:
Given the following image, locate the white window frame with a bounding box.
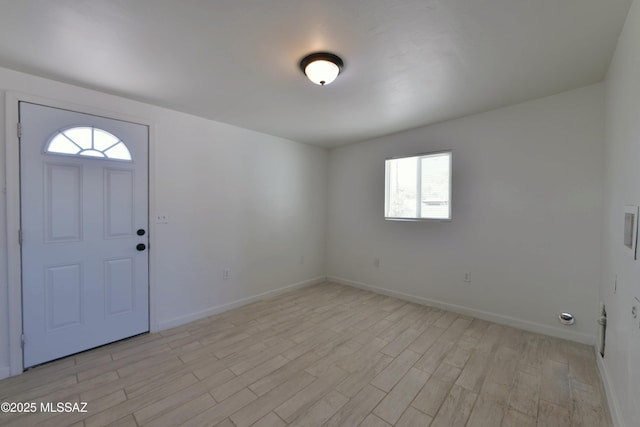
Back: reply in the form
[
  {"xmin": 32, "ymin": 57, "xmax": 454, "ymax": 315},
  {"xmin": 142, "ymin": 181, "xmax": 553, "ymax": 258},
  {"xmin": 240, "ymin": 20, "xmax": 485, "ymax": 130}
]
[{"xmin": 384, "ymin": 150, "xmax": 452, "ymax": 221}]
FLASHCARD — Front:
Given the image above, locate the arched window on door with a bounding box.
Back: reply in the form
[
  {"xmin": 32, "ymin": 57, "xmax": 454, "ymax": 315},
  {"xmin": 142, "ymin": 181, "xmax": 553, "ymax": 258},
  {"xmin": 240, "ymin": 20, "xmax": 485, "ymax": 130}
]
[{"xmin": 45, "ymin": 126, "xmax": 132, "ymax": 161}]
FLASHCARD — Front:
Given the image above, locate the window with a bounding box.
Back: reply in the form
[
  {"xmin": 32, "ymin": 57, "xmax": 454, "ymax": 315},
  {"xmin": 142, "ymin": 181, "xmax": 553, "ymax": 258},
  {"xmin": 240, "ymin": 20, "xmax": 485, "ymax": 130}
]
[
  {"xmin": 385, "ymin": 151, "xmax": 451, "ymax": 220},
  {"xmin": 45, "ymin": 127, "xmax": 132, "ymax": 161}
]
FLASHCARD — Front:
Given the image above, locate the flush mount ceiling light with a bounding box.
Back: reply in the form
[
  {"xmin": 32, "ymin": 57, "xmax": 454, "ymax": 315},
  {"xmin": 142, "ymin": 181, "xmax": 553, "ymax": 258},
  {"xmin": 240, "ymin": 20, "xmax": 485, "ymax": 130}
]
[{"xmin": 299, "ymin": 52, "xmax": 344, "ymax": 86}]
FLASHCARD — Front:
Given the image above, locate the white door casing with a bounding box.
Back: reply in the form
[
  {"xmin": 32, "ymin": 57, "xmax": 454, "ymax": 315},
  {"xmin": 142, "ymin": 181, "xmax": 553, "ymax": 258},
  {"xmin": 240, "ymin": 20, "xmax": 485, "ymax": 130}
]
[{"xmin": 20, "ymin": 102, "xmax": 149, "ymax": 368}]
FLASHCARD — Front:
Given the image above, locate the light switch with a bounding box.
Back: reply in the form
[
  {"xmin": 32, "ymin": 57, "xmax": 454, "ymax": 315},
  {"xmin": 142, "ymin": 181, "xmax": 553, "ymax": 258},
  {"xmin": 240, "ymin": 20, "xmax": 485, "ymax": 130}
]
[{"xmin": 156, "ymin": 213, "xmax": 170, "ymax": 224}]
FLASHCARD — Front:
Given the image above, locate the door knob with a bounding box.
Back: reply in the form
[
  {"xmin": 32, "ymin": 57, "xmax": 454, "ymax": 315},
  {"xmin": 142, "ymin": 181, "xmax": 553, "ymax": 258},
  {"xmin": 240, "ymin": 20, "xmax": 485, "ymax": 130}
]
[{"xmin": 136, "ymin": 243, "xmax": 146, "ymax": 251}]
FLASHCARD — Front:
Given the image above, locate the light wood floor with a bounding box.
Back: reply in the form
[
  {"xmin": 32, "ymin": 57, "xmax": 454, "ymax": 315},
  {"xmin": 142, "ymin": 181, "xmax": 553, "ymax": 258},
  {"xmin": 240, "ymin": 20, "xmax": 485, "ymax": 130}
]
[{"xmin": 0, "ymin": 282, "xmax": 611, "ymax": 427}]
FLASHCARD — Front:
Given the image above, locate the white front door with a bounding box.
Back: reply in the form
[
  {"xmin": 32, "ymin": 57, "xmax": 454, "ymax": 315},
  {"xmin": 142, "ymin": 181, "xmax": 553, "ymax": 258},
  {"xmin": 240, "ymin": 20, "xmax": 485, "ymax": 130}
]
[{"xmin": 20, "ymin": 102, "xmax": 149, "ymax": 368}]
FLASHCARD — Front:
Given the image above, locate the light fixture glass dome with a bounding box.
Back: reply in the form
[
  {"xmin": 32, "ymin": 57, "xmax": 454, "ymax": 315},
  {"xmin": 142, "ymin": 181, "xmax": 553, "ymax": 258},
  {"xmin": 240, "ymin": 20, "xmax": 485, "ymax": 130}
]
[
  {"xmin": 299, "ymin": 52, "xmax": 344, "ymax": 86},
  {"xmin": 304, "ymin": 60, "xmax": 340, "ymax": 85}
]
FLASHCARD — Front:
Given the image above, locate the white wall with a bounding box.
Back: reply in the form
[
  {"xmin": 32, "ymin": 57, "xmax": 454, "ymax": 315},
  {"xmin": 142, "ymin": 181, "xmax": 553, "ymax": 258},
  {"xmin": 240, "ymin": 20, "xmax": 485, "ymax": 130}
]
[
  {"xmin": 601, "ymin": 0, "xmax": 640, "ymax": 425},
  {"xmin": 327, "ymin": 84, "xmax": 605, "ymax": 344},
  {"xmin": 0, "ymin": 66, "xmax": 328, "ymax": 378}
]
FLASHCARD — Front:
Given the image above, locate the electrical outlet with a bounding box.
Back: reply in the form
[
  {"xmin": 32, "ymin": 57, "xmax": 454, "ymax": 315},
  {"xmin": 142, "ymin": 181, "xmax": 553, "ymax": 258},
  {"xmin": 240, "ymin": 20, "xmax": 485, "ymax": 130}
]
[
  {"xmin": 373, "ymin": 258, "xmax": 380, "ymax": 268},
  {"xmin": 223, "ymin": 269, "xmax": 230, "ymax": 280},
  {"xmin": 464, "ymin": 272, "xmax": 471, "ymax": 283}
]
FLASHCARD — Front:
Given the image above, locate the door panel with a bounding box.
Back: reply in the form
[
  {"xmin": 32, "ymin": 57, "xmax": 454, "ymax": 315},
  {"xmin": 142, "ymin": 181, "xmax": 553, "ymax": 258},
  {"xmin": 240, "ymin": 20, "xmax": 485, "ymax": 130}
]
[
  {"xmin": 104, "ymin": 168, "xmax": 135, "ymax": 238},
  {"xmin": 20, "ymin": 102, "xmax": 149, "ymax": 368},
  {"xmin": 45, "ymin": 163, "xmax": 83, "ymax": 243},
  {"xmin": 105, "ymin": 258, "xmax": 135, "ymax": 316},
  {"xmin": 46, "ymin": 263, "xmax": 82, "ymax": 330}
]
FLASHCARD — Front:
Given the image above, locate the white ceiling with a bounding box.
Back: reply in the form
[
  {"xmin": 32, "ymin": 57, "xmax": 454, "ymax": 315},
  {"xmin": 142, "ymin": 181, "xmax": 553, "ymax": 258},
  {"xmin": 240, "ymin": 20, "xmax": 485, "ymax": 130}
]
[{"xmin": 0, "ymin": 0, "xmax": 632, "ymax": 147}]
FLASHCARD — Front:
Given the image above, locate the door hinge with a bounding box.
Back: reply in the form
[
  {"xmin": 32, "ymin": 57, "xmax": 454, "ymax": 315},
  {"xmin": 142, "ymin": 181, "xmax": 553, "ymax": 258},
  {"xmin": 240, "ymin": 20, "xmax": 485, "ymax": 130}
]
[
  {"xmin": 21, "ymin": 334, "xmax": 25, "ymax": 349},
  {"xmin": 17, "ymin": 122, "xmax": 21, "ymax": 139},
  {"xmin": 18, "ymin": 229, "xmax": 22, "ymax": 246}
]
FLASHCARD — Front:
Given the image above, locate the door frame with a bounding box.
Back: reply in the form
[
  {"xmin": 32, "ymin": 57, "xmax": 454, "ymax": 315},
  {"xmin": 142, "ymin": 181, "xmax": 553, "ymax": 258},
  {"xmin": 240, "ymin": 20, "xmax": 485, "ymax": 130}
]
[{"xmin": 5, "ymin": 91, "xmax": 158, "ymax": 376}]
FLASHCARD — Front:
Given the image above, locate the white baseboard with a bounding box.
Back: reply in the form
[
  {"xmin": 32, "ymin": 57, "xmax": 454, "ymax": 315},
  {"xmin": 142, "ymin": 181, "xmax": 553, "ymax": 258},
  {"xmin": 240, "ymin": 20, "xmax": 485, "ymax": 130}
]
[
  {"xmin": 157, "ymin": 276, "xmax": 326, "ymax": 331},
  {"xmin": 0, "ymin": 366, "xmax": 10, "ymax": 381},
  {"xmin": 328, "ymin": 276, "xmax": 596, "ymax": 345},
  {"xmin": 595, "ymin": 348, "xmax": 625, "ymax": 427}
]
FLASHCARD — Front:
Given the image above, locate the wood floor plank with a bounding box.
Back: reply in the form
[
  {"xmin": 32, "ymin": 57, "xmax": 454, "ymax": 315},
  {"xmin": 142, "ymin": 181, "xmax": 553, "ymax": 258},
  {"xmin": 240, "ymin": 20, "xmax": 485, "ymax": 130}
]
[
  {"xmin": 140, "ymin": 393, "xmax": 215, "ymax": 427},
  {"xmin": 251, "ymin": 412, "xmax": 287, "ymax": 427},
  {"xmin": 445, "ymin": 344, "xmax": 473, "ymax": 369},
  {"xmin": 287, "ymin": 390, "xmax": 349, "ymax": 427},
  {"xmin": 380, "ymin": 328, "xmax": 423, "ymax": 357},
  {"xmin": 0, "ymin": 282, "xmax": 613, "ymax": 427},
  {"xmin": 83, "ymin": 373, "xmax": 199, "ymax": 427},
  {"xmin": 395, "ymin": 406, "xmax": 433, "ymax": 427},
  {"xmin": 124, "ymin": 368, "xmax": 202, "ymax": 400},
  {"xmin": 304, "ymin": 338, "xmax": 362, "ymax": 376},
  {"xmin": 465, "ymin": 392, "xmax": 506, "ymax": 427},
  {"xmin": 77, "ymin": 345, "xmax": 171, "ymax": 383},
  {"xmin": 351, "ymin": 311, "xmax": 393, "ymax": 333},
  {"xmin": 133, "ymin": 368, "xmax": 235, "ymax": 425},
  {"xmin": 476, "ymin": 324, "xmax": 504, "ymax": 354},
  {"xmin": 438, "ymin": 317, "xmax": 472, "ymax": 343},
  {"xmin": 336, "ymin": 337, "xmax": 387, "ymax": 373},
  {"xmin": 228, "ymin": 337, "xmax": 297, "ymax": 376},
  {"xmin": 39, "ymin": 389, "xmax": 126, "ymax": 427},
  {"xmin": 570, "ymin": 379, "xmax": 612, "ymax": 427},
  {"xmin": 463, "ymin": 318, "xmax": 491, "ymax": 340},
  {"xmin": 539, "ymin": 359, "xmax": 571, "ymax": 409},
  {"xmin": 411, "ymin": 375, "xmax": 456, "ymax": 417},
  {"xmin": 230, "ymin": 371, "xmax": 316, "ymax": 427},
  {"xmin": 421, "ymin": 308, "xmax": 446, "ymax": 325},
  {"xmin": 429, "ymin": 384, "xmax": 477, "ymax": 427},
  {"xmin": 373, "ymin": 367, "xmax": 430, "ymax": 425},
  {"xmin": 544, "ymin": 336, "xmax": 571, "ymax": 364},
  {"xmin": 248, "ymin": 350, "xmax": 322, "ymax": 397},
  {"xmin": 507, "ymin": 371, "xmax": 540, "ymax": 417},
  {"xmin": 370, "ymin": 349, "xmax": 421, "ymax": 392},
  {"xmin": 501, "ymin": 407, "xmax": 536, "ymax": 427},
  {"xmin": 408, "ymin": 325, "xmax": 446, "ymax": 354},
  {"xmin": 3, "ymin": 374, "xmax": 78, "ymax": 402},
  {"xmin": 382, "ymin": 301, "xmax": 413, "ymax": 322},
  {"xmin": 499, "ymin": 327, "xmax": 528, "ymax": 353},
  {"xmin": 0, "ymin": 360, "xmax": 81, "ymax": 400},
  {"xmin": 323, "ymin": 384, "xmax": 386, "ymax": 427},
  {"xmin": 104, "ymin": 414, "xmax": 138, "ymax": 427},
  {"xmin": 537, "ymin": 400, "xmax": 571, "ymax": 427},
  {"xmin": 335, "ymin": 352, "xmax": 394, "ymax": 397},
  {"xmin": 432, "ymin": 362, "xmax": 462, "ymax": 382},
  {"xmin": 518, "ymin": 333, "xmax": 546, "ymax": 377},
  {"xmin": 568, "ymin": 345, "xmax": 601, "ymax": 386},
  {"xmin": 210, "ymin": 355, "xmax": 288, "ymax": 402},
  {"xmin": 456, "ymin": 350, "xmax": 492, "ymax": 393},
  {"xmin": 360, "ymin": 413, "xmax": 393, "ymax": 427},
  {"xmin": 280, "ymin": 329, "xmax": 340, "ymax": 361},
  {"xmin": 433, "ymin": 311, "xmax": 458, "ymax": 329},
  {"xmin": 485, "ymin": 347, "xmax": 520, "ymax": 387},
  {"xmin": 180, "ymin": 388, "xmax": 257, "ymax": 427},
  {"xmin": 413, "ymin": 338, "xmax": 455, "ymax": 374},
  {"xmin": 274, "ymin": 365, "xmax": 348, "ymax": 423},
  {"xmin": 0, "ymin": 394, "xmax": 74, "ymax": 427}
]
